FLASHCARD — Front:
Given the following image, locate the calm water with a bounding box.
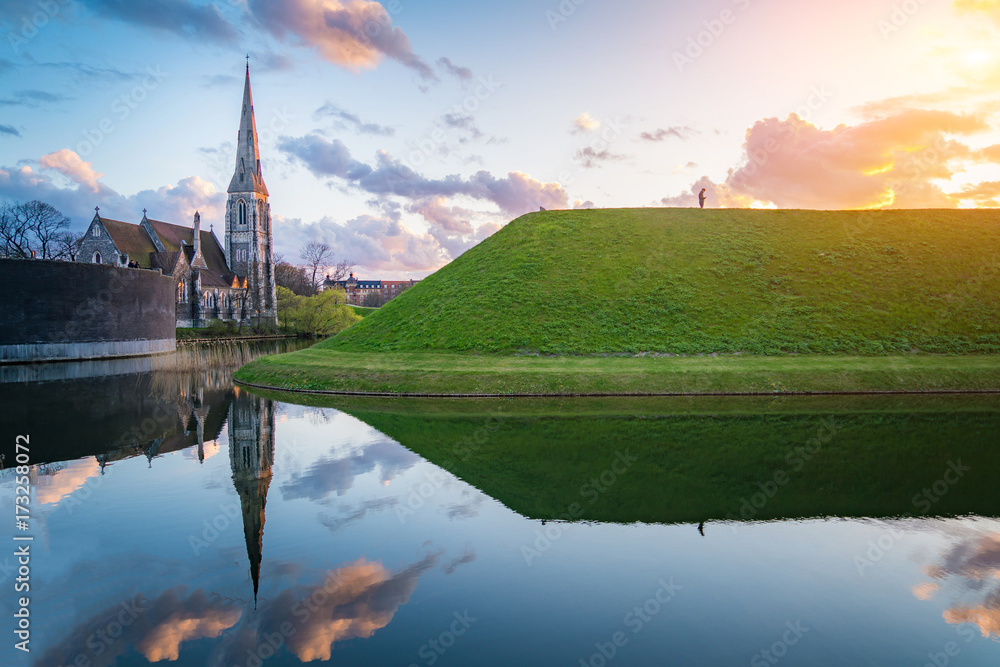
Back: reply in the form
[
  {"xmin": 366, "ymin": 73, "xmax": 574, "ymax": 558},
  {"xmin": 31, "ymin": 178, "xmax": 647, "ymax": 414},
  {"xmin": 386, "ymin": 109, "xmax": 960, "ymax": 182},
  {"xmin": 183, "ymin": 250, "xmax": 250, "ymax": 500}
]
[{"xmin": 1, "ymin": 342, "xmax": 999, "ymax": 666}]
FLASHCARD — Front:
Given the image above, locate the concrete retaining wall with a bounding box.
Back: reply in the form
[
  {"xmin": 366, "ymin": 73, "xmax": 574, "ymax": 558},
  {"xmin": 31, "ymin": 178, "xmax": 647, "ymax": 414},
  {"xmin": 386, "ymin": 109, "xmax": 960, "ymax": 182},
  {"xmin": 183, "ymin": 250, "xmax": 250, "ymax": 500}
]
[{"xmin": 0, "ymin": 259, "xmax": 176, "ymax": 363}]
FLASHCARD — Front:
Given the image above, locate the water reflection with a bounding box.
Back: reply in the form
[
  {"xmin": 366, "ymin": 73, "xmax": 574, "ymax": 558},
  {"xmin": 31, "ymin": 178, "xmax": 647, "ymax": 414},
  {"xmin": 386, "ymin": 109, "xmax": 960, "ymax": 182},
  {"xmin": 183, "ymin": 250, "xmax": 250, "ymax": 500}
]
[
  {"xmin": 917, "ymin": 524, "xmax": 1000, "ymax": 639},
  {"xmin": 229, "ymin": 390, "xmax": 275, "ymax": 604},
  {"xmin": 3, "ymin": 347, "xmax": 1000, "ymax": 665}
]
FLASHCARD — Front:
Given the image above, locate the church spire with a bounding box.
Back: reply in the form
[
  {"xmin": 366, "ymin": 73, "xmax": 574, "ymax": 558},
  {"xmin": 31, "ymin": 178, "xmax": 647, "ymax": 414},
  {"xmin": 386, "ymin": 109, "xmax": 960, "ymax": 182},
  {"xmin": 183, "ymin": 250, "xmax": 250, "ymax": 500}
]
[{"xmin": 228, "ymin": 62, "xmax": 268, "ymax": 196}]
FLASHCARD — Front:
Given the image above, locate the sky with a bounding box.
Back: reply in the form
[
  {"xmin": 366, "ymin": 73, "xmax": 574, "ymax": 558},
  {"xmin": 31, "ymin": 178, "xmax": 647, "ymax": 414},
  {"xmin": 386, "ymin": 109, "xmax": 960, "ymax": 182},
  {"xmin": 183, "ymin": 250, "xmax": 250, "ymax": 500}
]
[{"xmin": 1, "ymin": 0, "xmax": 999, "ymax": 278}]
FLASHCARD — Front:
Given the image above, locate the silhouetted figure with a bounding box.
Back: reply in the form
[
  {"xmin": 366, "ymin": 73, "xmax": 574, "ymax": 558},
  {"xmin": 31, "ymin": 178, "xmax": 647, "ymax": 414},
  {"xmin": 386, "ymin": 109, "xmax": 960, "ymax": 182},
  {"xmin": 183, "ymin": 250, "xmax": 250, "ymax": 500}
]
[
  {"xmin": 698, "ymin": 189, "xmax": 707, "ymax": 209},
  {"xmin": 697, "ymin": 521, "xmax": 705, "ymax": 537}
]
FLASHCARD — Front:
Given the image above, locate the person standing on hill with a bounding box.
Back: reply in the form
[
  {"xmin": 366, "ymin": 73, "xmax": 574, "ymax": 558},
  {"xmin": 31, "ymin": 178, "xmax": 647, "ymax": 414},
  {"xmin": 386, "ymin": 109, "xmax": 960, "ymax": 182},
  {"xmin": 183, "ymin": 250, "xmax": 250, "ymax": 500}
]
[{"xmin": 698, "ymin": 188, "xmax": 707, "ymax": 209}]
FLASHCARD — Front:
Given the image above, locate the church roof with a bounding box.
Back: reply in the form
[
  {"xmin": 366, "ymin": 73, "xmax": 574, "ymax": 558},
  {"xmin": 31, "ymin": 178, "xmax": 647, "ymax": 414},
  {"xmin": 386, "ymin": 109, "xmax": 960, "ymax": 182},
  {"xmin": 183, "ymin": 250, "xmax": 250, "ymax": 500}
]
[
  {"xmin": 228, "ymin": 64, "xmax": 269, "ymax": 196},
  {"xmin": 99, "ymin": 217, "xmax": 158, "ymax": 268},
  {"xmin": 147, "ymin": 219, "xmax": 231, "ymax": 279}
]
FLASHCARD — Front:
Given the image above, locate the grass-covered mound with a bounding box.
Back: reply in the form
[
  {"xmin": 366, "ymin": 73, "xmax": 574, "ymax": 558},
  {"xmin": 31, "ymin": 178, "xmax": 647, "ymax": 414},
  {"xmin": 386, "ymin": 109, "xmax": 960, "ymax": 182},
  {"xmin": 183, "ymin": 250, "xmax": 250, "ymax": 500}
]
[
  {"xmin": 236, "ymin": 208, "xmax": 1000, "ymax": 395},
  {"xmin": 324, "ymin": 208, "xmax": 1000, "ymax": 355}
]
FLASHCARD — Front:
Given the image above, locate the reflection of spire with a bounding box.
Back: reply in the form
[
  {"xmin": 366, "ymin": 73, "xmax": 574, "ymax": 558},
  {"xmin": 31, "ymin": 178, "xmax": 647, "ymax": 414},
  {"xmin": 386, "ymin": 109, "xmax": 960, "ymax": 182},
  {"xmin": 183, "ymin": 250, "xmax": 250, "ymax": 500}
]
[
  {"xmin": 194, "ymin": 405, "xmax": 209, "ymax": 464},
  {"xmin": 145, "ymin": 438, "xmax": 162, "ymax": 468},
  {"xmin": 228, "ymin": 392, "xmax": 275, "ymax": 606}
]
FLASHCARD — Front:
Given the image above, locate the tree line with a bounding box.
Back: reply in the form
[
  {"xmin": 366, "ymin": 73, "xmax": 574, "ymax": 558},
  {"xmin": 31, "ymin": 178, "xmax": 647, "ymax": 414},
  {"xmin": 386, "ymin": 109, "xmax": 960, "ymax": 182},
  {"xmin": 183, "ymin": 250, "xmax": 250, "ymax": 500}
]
[{"xmin": 0, "ymin": 200, "xmax": 80, "ymax": 260}]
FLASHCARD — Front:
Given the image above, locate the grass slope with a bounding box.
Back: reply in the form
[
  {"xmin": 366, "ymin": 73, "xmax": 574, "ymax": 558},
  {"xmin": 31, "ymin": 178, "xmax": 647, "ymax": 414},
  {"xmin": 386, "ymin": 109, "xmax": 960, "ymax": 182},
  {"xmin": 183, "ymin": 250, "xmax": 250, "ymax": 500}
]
[{"xmin": 326, "ymin": 208, "xmax": 1000, "ymax": 355}]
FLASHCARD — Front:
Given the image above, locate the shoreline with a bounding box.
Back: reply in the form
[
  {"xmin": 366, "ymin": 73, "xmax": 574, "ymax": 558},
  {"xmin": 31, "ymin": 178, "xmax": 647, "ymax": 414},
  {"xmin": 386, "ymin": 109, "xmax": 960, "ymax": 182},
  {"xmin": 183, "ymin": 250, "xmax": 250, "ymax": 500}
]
[{"xmin": 234, "ymin": 349, "xmax": 1000, "ymax": 397}]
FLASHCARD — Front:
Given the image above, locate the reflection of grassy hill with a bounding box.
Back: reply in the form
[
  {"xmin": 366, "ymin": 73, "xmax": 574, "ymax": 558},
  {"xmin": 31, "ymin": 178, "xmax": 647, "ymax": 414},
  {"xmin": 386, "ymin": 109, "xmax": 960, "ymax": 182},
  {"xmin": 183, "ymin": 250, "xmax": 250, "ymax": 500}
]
[
  {"xmin": 328, "ymin": 208, "xmax": 1000, "ymax": 355},
  {"xmin": 252, "ymin": 391, "xmax": 1000, "ymax": 524}
]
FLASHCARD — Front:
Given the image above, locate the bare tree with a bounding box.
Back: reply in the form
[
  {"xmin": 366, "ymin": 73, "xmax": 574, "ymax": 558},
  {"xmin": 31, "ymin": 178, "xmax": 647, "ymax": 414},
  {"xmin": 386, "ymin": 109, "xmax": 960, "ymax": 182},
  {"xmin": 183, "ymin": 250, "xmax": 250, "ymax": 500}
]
[
  {"xmin": 51, "ymin": 232, "xmax": 82, "ymax": 261},
  {"xmin": 299, "ymin": 242, "xmax": 333, "ymax": 295},
  {"xmin": 327, "ymin": 259, "xmax": 354, "ymax": 282},
  {"xmin": 0, "ymin": 200, "xmax": 72, "ymax": 259}
]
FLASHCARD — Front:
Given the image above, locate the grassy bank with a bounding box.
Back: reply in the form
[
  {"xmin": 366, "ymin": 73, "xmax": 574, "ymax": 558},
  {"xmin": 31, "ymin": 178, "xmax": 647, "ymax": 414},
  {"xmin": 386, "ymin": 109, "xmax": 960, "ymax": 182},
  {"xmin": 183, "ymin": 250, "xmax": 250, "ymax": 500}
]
[
  {"xmin": 236, "ymin": 208, "xmax": 1000, "ymax": 394},
  {"xmin": 235, "ymin": 348, "xmax": 1000, "ymax": 395},
  {"xmin": 245, "ymin": 391, "xmax": 1000, "ymax": 523}
]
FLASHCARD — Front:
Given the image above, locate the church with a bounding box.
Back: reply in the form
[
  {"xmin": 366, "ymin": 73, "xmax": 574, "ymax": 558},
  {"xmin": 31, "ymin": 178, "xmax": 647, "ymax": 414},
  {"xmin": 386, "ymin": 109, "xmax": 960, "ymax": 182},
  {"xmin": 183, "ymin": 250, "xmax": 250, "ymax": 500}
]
[{"xmin": 76, "ymin": 64, "xmax": 278, "ymax": 328}]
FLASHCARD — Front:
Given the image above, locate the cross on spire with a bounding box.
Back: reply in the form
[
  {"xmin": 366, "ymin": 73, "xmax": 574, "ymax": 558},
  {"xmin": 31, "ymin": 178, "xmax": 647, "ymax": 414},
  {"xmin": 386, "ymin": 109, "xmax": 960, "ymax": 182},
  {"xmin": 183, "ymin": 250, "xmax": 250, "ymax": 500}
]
[
  {"xmin": 142, "ymin": 208, "xmax": 147, "ymax": 216},
  {"xmin": 94, "ymin": 206, "xmax": 99, "ymax": 213}
]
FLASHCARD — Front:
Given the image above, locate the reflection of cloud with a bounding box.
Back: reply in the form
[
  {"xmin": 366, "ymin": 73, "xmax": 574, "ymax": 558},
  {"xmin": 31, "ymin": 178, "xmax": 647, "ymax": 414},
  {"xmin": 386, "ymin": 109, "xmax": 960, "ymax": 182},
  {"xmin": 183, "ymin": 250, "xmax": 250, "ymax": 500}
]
[
  {"xmin": 916, "ymin": 529, "xmax": 1000, "ymax": 638},
  {"xmin": 319, "ymin": 497, "xmax": 400, "ymax": 533},
  {"xmin": 913, "ymin": 582, "xmax": 940, "ymax": 601},
  {"xmin": 210, "ymin": 553, "xmax": 440, "ymax": 664},
  {"xmin": 137, "ymin": 603, "xmax": 242, "ymax": 661},
  {"xmin": 280, "ymin": 439, "xmax": 419, "ymax": 501},
  {"xmin": 944, "ymin": 603, "xmax": 1000, "ymax": 638},
  {"xmin": 442, "ymin": 544, "xmax": 476, "ymax": 575},
  {"xmin": 36, "ymin": 458, "xmax": 100, "ymax": 505},
  {"xmin": 37, "ymin": 588, "xmax": 241, "ymax": 666}
]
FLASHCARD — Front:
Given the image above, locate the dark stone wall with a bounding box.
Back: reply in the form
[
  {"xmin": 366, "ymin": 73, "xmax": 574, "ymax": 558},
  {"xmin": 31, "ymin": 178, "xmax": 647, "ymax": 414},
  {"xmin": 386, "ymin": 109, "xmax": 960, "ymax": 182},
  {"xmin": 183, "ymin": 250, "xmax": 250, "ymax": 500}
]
[{"xmin": 0, "ymin": 259, "xmax": 176, "ymax": 362}]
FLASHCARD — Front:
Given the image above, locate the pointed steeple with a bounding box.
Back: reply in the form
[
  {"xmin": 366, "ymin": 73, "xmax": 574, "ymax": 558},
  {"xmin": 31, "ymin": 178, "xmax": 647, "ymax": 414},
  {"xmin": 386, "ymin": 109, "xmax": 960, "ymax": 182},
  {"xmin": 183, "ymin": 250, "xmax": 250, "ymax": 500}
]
[{"xmin": 228, "ymin": 62, "xmax": 269, "ymax": 196}]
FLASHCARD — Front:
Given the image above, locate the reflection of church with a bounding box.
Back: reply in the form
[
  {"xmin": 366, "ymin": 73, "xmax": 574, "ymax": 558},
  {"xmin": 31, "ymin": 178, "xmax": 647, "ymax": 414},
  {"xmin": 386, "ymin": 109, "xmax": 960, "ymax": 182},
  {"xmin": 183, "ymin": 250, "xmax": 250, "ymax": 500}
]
[{"xmin": 227, "ymin": 389, "xmax": 275, "ymax": 604}]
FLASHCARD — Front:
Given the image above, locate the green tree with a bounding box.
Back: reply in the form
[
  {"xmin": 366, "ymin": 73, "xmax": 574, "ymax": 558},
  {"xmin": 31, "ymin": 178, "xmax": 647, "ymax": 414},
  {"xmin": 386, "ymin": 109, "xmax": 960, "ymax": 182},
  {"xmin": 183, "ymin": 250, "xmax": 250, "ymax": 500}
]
[{"xmin": 279, "ymin": 286, "xmax": 361, "ymax": 336}]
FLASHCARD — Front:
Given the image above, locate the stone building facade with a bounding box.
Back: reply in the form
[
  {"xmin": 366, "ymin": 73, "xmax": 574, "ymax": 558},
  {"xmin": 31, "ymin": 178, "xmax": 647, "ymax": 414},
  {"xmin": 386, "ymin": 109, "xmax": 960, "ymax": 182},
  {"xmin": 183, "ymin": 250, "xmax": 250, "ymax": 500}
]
[{"xmin": 75, "ymin": 64, "xmax": 277, "ymax": 328}]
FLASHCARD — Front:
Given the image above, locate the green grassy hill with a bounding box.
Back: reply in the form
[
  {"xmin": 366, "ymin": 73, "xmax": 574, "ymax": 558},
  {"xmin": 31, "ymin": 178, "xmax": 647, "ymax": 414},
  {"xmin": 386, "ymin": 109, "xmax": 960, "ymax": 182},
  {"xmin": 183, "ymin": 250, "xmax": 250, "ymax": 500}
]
[{"xmin": 324, "ymin": 208, "xmax": 1000, "ymax": 355}]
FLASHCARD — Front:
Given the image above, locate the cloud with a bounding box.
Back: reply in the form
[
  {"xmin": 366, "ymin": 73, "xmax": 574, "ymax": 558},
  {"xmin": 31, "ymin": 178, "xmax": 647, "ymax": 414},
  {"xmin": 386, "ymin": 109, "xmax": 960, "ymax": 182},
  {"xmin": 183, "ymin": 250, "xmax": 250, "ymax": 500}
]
[
  {"xmin": 279, "ymin": 133, "xmax": 569, "ymax": 216},
  {"xmin": 247, "ymin": 0, "xmax": 435, "ymax": 79},
  {"xmin": 0, "ymin": 124, "xmax": 20, "ymax": 137},
  {"xmin": 80, "ymin": 0, "xmax": 239, "ymax": 42},
  {"xmin": 574, "ymin": 146, "xmax": 628, "ymax": 168},
  {"xmin": 953, "ymin": 0, "xmax": 1000, "ymax": 23},
  {"xmin": 315, "ymin": 102, "xmax": 395, "ymax": 136},
  {"xmin": 39, "ymin": 149, "xmax": 104, "ymax": 193},
  {"xmin": 437, "ymin": 56, "xmax": 473, "ymax": 83},
  {"xmin": 408, "ymin": 196, "xmax": 474, "ymax": 235},
  {"xmin": 663, "ymin": 109, "xmax": 993, "ymax": 209},
  {"xmin": 0, "ymin": 150, "xmax": 225, "ymax": 228},
  {"xmin": 572, "ymin": 112, "xmax": 600, "ymax": 134},
  {"xmin": 639, "ymin": 126, "xmax": 696, "ymax": 142},
  {"xmin": 0, "ymin": 89, "xmax": 72, "ymax": 108}
]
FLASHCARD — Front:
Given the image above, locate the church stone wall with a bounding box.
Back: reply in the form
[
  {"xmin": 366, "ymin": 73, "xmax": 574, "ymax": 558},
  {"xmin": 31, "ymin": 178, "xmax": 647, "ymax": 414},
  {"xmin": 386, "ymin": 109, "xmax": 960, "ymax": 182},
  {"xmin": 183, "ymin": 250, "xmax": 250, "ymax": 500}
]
[{"xmin": 0, "ymin": 259, "xmax": 176, "ymax": 363}]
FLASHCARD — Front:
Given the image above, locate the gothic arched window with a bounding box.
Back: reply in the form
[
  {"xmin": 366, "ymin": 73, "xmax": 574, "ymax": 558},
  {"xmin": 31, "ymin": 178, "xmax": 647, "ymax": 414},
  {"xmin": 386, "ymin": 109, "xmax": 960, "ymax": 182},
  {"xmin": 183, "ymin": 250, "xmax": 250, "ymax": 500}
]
[
  {"xmin": 238, "ymin": 200, "xmax": 247, "ymax": 227},
  {"xmin": 93, "ymin": 251, "xmax": 101, "ymax": 264}
]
